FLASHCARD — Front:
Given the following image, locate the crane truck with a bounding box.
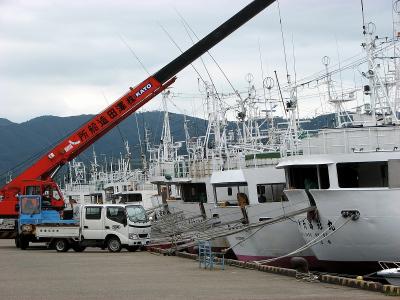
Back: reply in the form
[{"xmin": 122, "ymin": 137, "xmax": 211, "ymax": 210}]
[
  {"xmin": 18, "ymin": 195, "xmax": 151, "ymax": 252},
  {"xmin": 0, "ymin": 0, "xmax": 276, "ymax": 249}
]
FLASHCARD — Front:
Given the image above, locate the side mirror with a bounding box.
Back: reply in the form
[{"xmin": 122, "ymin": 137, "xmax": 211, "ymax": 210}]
[
  {"xmin": 15, "ymin": 204, "xmax": 20, "ymax": 212},
  {"xmin": 123, "ymin": 217, "xmax": 127, "ymax": 227}
]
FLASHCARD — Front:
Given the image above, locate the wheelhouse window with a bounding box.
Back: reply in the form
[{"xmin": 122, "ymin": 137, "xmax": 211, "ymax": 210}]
[
  {"xmin": 213, "ymin": 183, "xmax": 248, "ymax": 206},
  {"xmin": 257, "ymin": 183, "xmax": 286, "ymax": 203},
  {"xmin": 337, "ymin": 161, "xmax": 388, "ymax": 188},
  {"xmin": 127, "ymin": 193, "xmax": 143, "ymax": 202},
  {"xmin": 181, "ymin": 183, "xmax": 207, "ymax": 203},
  {"xmin": 287, "ymin": 164, "xmax": 330, "ymax": 189}
]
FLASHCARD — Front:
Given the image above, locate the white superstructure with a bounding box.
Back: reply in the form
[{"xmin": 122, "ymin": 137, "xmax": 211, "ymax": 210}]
[{"xmin": 279, "ymin": 129, "xmax": 400, "ymax": 271}]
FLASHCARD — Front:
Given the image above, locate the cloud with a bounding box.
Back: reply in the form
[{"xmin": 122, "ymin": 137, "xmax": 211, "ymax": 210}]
[{"xmin": 0, "ymin": 0, "xmax": 395, "ymax": 122}]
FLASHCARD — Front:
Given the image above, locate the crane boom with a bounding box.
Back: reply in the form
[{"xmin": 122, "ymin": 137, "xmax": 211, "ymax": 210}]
[{"xmin": 0, "ymin": 0, "xmax": 276, "ymax": 219}]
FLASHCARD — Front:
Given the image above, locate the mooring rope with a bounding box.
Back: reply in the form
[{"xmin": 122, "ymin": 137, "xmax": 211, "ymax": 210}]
[{"xmin": 253, "ymin": 217, "xmax": 352, "ymax": 265}]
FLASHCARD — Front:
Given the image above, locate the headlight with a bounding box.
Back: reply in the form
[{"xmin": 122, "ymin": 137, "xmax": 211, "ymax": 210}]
[{"xmin": 129, "ymin": 233, "xmax": 138, "ymax": 240}]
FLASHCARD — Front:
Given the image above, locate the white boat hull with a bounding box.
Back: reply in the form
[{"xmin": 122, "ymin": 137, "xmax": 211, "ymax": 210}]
[
  {"xmin": 286, "ymin": 188, "xmax": 400, "ymax": 271},
  {"xmin": 223, "ymin": 201, "xmax": 317, "ymax": 267}
]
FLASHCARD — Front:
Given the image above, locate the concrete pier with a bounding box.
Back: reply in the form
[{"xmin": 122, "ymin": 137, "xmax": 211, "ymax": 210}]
[{"xmin": 0, "ymin": 240, "xmax": 388, "ymax": 299}]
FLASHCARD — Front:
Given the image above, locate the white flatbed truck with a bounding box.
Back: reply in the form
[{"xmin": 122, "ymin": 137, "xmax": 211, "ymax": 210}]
[{"xmin": 24, "ymin": 202, "xmax": 151, "ymax": 252}]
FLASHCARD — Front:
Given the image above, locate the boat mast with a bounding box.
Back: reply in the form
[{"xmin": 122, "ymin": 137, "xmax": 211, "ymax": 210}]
[
  {"xmin": 392, "ymin": 0, "xmax": 400, "ymax": 116},
  {"xmin": 322, "ymin": 55, "xmax": 354, "ymax": 128},
  {"xmin": 362, "ymin": 21, "xmax": 398, "ymax": 124}
]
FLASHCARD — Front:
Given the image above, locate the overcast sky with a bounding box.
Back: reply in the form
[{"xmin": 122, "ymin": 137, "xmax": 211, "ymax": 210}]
[{"xmin": 0, "ymin": 0, "xmax": 395, "ymax": 123}]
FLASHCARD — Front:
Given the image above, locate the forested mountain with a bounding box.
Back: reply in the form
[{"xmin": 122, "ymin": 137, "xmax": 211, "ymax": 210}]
[{"xmin": 0, "ymin": 112, "xmax": 335, "ymax": 185}]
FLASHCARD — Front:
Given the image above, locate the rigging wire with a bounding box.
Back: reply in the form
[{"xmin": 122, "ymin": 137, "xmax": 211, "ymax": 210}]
[
  {"xmin": 134, "ymin": 113, "xmax": 144, "ymax": 162},
  {"xmin": 102, "ymin": 92, "xmax": 126, "ymax": 147},
  {"xmin": 119, "ymin": 34, "xmax": 150, "ymax": 76},
  {"xmin": 360, "ymin": 0, "xmax": 367, "ymax": 35},
  {"xmin": 291, "ymin": 34, "xmax": 298, "ymax": 86},
  {"xmin": 179, "ymin": 18, "xmax": 223, "ymax": 102},
  {"xmin": 291, "ymin": 33, "xmax": 301, "ymax": 127},
  {"xmin": 258, "ymin": 39, "xmax": 269, "ymax": 121},
  {"xmin": 277, "ymin": 0, "xmax": 290, "ymax": 83},
  {"xmin": 253, "ymin": 217, "xmax": 352, "ymax": 265},
  {"xmin": 158, "ymin": 23, "xmax": 208, "ymax": 92},
  {"xmin": 274, "ymin": 70, "xmax": 288, "ymax": 118},
  {"xmin": 174, "ymin": 8, "xmax": 244, "ymax": 103},
  {"xmin": 316, "ymin": 81, "xmax": 325, "ymax": 114},
  {"xmin": 119, "ymin": 33, "xmax": 158, "ymax": 166},
  {"xmin": 335, "ymin": 37, "xmax": 345, "ymax": 100}
]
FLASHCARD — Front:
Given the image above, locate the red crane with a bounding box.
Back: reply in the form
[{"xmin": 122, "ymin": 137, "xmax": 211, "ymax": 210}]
[
  {"xmin": 0, "ymin": 77, "xmax": 176, "ymax": 218},
  {"xmin": 0, "ymin": 0, "xmax": 276, "ymax": 220}
]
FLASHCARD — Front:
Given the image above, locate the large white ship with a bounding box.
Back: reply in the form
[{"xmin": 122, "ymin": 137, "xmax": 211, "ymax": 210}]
[
  {"xmin": 277, "ymin": 4, "xmax": 400, "ymax": 272},
  {"xmin": 279, "ymin": 127, "xmax": 400, "ymax": 272}
]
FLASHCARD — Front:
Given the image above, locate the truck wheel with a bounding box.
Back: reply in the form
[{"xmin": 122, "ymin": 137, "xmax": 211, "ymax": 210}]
[
  {"xmin": 72, "ymin": 244, "xmax": 86, "ymax": 252},
  {"xmin": 19, "ymin": 237, "xmax": 29, "ymax": 250},
  {"xmin": 107, "ymin": 237, "xmax": 122, "ymax": 252},
  {"xmin": 55, "ymin": 239, "xmax": 70, "ymax": 252},
  {"xmin": 126, "ymin": 246, "xmax": 139, "ymax": 252},
  {"xmin": 15, "ymin": 236, "xmax": 20, "ymax": 248}
]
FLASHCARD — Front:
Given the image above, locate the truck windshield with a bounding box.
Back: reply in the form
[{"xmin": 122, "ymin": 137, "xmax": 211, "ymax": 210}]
[{"xmin": 126, "ymin": 205, "xmax": 148, "ymax": 223}]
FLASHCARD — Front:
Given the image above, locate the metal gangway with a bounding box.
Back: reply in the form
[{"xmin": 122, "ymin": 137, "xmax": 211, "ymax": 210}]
[{"xmin": 148, "ymin": 205, "xmax": 316, "ymax": 253}]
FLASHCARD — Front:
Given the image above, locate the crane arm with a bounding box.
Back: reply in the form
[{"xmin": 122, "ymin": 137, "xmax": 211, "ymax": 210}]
[{"xmin": 10, "ymin": 77, "xmax": 175, "ymax": 183}]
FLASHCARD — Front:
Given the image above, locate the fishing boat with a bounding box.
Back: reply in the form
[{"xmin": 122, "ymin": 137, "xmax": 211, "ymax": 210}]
[{"xmin": 277, "ymin": 7, "xmax": 400, "ymax": 272}]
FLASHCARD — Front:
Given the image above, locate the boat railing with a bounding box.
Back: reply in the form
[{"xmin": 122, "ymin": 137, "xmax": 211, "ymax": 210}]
[
  {"xmin": 301, "ymin": 126, "xmax": 400, "ymax": 155},
  {"xmin": 379, "ymin": 261, "xmax": 400, "ymax": 270},
  {"xmin": 63, "ymin": 183, "xmax": 91, "ymax": 194}
]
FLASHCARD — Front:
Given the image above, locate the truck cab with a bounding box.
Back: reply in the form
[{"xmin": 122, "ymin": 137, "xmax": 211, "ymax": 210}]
[{"xmin": 75, "ymin": 203, "xmax": 151, "ymax": 252}]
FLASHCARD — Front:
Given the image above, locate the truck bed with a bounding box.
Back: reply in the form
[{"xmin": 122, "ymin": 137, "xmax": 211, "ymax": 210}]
[{"xmin": 36, "ymin": 224, "xmax": 80, "ymax": 238}]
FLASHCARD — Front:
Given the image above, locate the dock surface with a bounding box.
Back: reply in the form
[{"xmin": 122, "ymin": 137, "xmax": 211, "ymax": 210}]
[{"xmin": 0, "ymin": 240, "xmax": 388, "ymax": 300}]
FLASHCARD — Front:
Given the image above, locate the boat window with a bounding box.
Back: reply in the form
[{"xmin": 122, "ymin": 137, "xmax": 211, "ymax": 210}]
[
  {"xmin": 106, "ymin": 206, "xmax": 126, "ymax": 224},
  {"xmin": 126, "ymin": 193, "xmax": 143, "ymax": 202},
  {"xmin": 257, "ymin": 183, "xmax": 286, "ymax": 203},
  {"xmin": 337, "ymin": 161, "xmax": 388, "ymax": 188},
  {"xmin": 319, "ymin": 165, "xmax": 330, "ymax": 189},
  {"xmin": 214, "ymin": 184, "xmax": 248, "ymax": 206},
  {"xmin": 287, "ymin": 165, "xmax": 330, "ymax": 189},
  {"xmin": 85, "ymin": 207, "xmax": 102, "ymax": 220},
  {"xmin": 388, "ymin": 160, "xmax": 400, "ymax": 188},
  {"xmin": 181, "ymin": 183, "xmax": 207, "ymax": 203}
]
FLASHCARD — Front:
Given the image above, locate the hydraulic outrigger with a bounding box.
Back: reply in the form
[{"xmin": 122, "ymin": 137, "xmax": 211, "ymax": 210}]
[{"xmin": 0, "ymin": 0, "xmax": 276, "ymax": 237}]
